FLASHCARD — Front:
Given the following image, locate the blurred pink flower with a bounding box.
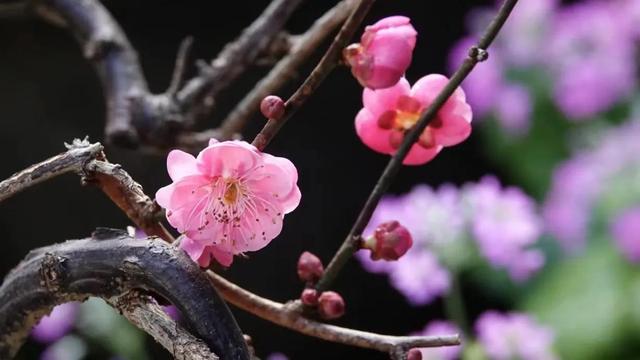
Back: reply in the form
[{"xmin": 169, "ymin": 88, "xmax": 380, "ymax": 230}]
[
  {"xmin": 476, "ymin": 311, "xmax": 557, "ymax": 360},
  {"xmin": 494, "ymin": 84, "xmax": 532, "ymax": 135},
  {"xmin": 32, "ymin": 302, "xmax": 79, "ymax": 344},
  {"xmin": 546, "ymin": 1, "xmax": 636, "ymax": 120},
  {"xmin": 355, "ymin": 75, "xmax": 472, "ymax": 165},
  {"xmin": 464, "ymin": 176, "xmax": 544, "ymax": 281},
  {"xmin": 345, "ymin": 16, "xmax": 416, "ymax": 89},
  {"xmin": 611, "ymin": 207, "xmax": 640, "ymax": 263},
  {"xmin": 156, "ymin": 139, "xmax": 301, "ymax": 267},
  {"xmin": 413, "ymin": 320, "xmax": 461, "ymax": 360}
]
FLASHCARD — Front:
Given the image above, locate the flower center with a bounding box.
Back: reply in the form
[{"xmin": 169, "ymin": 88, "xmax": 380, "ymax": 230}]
[
  {"xmin": 223, "ymin": 180, "xmax": 241, "ymax": 205},
  {"xmin": 395, "ymin": 110, "xmax": 421, "ymax": 130}
]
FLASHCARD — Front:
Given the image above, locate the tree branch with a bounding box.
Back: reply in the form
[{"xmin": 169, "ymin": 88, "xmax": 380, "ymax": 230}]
[
  {"xmin": 250, "ymin": 0, "xmax": 375, "ymax": 151},
  {"xmin": 207, "ymin": 271, "xmax": 459, "ymax": 358},
  {"xmin": 176, "ymin": 0, "xmax": 357, "ymax": 151},
  {"xmin": 0, "ymin": 234, "xmax": 249, "ymax": 359},
  {"xmin": 316, "ymin": 0, "xmax": 520, "ymax": 292},
  {"xmin": 0, "ymin": 139, "xmax": 172, "ymax": 242},
  {"xmin": 32, "ymin": 0, "xmax": 304, "ymax": 148},
  {"xmin": 107, "ymin": 290, "xmax": 219, "ymax": 360}
]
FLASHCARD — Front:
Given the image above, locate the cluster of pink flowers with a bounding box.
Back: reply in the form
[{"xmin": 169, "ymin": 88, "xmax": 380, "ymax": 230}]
[
  {"xmin": 156, "ymin": 139, "xmax": 301, "ymax": 267},
  {"xmin": 347, "ymin": 17, "xmax": 473, "ymax": 165}
]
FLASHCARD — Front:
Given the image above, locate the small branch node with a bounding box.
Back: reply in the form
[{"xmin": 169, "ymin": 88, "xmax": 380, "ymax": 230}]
[{"xmin": 39, "ymin": 253, "xmax": 67, "ymax": 292}]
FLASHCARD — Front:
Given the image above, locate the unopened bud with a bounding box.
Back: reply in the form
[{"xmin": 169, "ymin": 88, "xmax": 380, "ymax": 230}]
[
  {"xmin": 362, "ymin": 220, "xmax": 413, "ymax": 261},
  {"xmin": 260, "ymin": 95, "xmax": 285, "ymax": 120},
  {"xmin": 297, "ymin": 251, "xmax": 324, "ymax": 283},
  {"xmin": 407, "ymin": 348, "xmax": 423, "ymax": 360},
  {"xmin": 318, "ymin": 291, "xmax": 345, "ymax": 320},
  {"xmin": 300, "ymin": 288, "xmax": 319, "ymax": 306}
]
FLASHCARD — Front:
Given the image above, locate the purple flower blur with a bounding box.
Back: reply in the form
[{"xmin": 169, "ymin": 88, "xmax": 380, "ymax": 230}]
[
  {"xmin": 357, "ymin": 176, "xmax": 544, "ymax": 304},
  {"xmin": 356, "ymin": 248, "xmax": 450, "ymax": 306},
  {"xmin": 546, "ymin": 1, "xmax": 636, "ymax": 120},
  {"xmin": 32, "ymin": 302, "xmax": 80, "ymax": 344},
  {"xmin": 611, "ymin": 207, "xmax": 640, "ymax": 263},
  {"xmin": 412, "ymin": 320, "xmax": 461, "ymax": 360},
  {"xmin": 544, "ymin": 120, "xmax": 640, "ymax": 252},
  {"xmin": 464, "ymin": 176, "xmax": 544, "ymax": 281},
  {"xmin": 476, "ymin": 311, "xmax": 557, "ymax": 360}
]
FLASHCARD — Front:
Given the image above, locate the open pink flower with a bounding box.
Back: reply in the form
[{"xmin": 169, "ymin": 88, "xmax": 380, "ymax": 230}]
[
  {"xmin": 156, "ymin": 139, "xmax": 301, "ymax": 267},
  {"xmin": 344, "ymin": 16, "xmax": 417, "ymax": 89},
  {"xmin": 355, "ymin": 75, "xmax": 472, "ymax": 165}
]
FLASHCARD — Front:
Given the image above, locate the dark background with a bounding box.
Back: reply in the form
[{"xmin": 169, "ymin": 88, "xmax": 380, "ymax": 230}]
[{"xmin": 0, "ymin": 1, "xmax": 495, "ymax": 358}]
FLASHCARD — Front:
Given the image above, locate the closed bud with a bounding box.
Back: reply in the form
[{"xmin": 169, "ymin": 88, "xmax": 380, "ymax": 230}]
[
  {"xmin": 300, "ymin": 288, "xmax": 319, "ymax": 306},
  {"xmin": 260, "ymin": 95, "xmax": 285, "ymax": 120},
  {"xmin": 344, "ymin": 16, "xmax": 417, "ymax": 90},
  {"xmin": 407, "ymin": 348, "xmax": 423, "ymax": 360},
  {"xmin": 297, "ymin": 251, "xmax": 324, "ymax": 283},
  {"xmin": 318, "ymin": 291, "xmax": 345, "ymax": 320},
  {"xmin": 362, "ymin": 220, "xmax": 413, "ymax": 261}
]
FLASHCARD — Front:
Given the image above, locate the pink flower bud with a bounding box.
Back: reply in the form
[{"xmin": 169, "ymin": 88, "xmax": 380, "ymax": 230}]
[
  {"xmin": 317, "ymin": 291, "xmax": 345, "ymax": 320},
  {"xmin": 407, "ymin": 348, "xmax": 423, "ymax": 360},
  {"xmin": 300, "ymin": 288, "xmax": 319, "ymax": 306},
  {"xmin": 362, "ymin": 220, "xmax": 413, "ymax": 261},
  {"xmin": 260, "ymin": 95, "xmax": 285, "ymax": 120},
  {"xmin": 344, "ymin": 16, "xmax": 417, "ymax": 90},
  {"xmin": 297, "ymin": 251, "xmax": 324, "ymax": 283}
]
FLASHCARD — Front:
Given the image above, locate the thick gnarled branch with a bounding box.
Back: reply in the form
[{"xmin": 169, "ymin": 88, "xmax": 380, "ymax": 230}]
[
  {"xmin": 32, "ymin": 0, "xmax": 303, "ymax": 148},
  {"xmin": 107, "ymin": 290, "xmax": 219, "ymax": 360},
  {"xmin": 0, "ymin": 234, "xmax": 249, "ymax": 359}
]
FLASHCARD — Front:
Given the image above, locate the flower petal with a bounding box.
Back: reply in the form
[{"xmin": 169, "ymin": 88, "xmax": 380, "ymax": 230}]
[
  {"xmin": 167, "ymin": 150, "xmax": 198, "ymax": 181},
  {"xmin": 402, "ymin": 144, "xmax": 442, "ymax": 165},
  {"xmin": 197, "ymin": 141, "xmax": 261, "ymax": 178},
  {"xmin": 247, "ymin": 153, "xmax": 301, "ymax": 214},
  {"xmin": 432, "ymin": 114, "xmax": 472, "ymax": 146},
  {"xmin": 180, "ymin": 236, "xmax": 206, "ymax": 263},
  {"xmin": 355, "ymin": 108, "xmax": 394, "ymax": 154},
  {"xmin": 363, "ymin": 78, "xmax": 411, "ymax": 117}
]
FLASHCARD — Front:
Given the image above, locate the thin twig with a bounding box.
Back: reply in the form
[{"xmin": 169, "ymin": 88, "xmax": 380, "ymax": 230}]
[
  {"xmin": 0, "ymin": 139, "xmax": 172, "ymax": 241},
  {"xmin": 176, "ymin": 0, "xmax": 357, "ymax": 150},
  {"xmin": 251, "ymin": 0, "xmax": 375, "ymax": 151},
  {"xmin": 167, "ymin": 36, "xmax": 195, "ymax": 97},
  {"xmin": 207, "ymin": 271, "xmax": 460, "ymax": 357},
  {"xmin": 316, "ymin": 0, "xmax": 521, "ymax": 292},
  {"xmin": 0, "ymin": 235, "xmax": 249, "ymax": 359}
]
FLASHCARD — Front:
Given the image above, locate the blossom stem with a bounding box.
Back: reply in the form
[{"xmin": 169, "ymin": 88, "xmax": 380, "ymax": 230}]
[
  {"xmin": 316, "ymin": 0, "xmax": 520, "ymax": 292},
  {"xmin": 176, "ymin": 0, "xmax": 357, "ymax": 151},
  {"xmin": 251, "ymin": 0, "xmax": 376, "ymax": 151},
  {"xmin": 0, "ymin": 139, "xmax": 172, "ymax": 242},
  {"xmin": 207, "ymin": 270, "xmax": 460, "ymax": 356}
]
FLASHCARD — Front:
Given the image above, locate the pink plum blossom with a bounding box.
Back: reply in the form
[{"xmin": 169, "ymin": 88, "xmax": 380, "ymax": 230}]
[
  {"xmin": 344, "ymin": 16, "xmax": 417, "ymax": 89},
  {"xmin": 355, "ymin": 75, "xmax": 473, "ymax": 165},
  {"xmin": 156, "ymin": 139, "xmax": 301, "ymax": 267}
]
